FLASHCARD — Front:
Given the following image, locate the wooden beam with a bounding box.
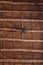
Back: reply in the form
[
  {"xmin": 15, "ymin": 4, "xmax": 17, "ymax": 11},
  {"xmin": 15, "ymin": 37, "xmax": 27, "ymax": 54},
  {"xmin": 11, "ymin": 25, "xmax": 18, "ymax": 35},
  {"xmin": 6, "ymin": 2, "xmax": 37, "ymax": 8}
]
[
  {"xmin": 0, "ymin": 49, "xmax": 43, "ymax": 53},
  {"xmin": 0, "ymin": 19, "xmax": 43, "ymax": 22},
  {"xmin": 0, "ymin": 28, "xmax": 43, "ymax": 32},
  {"xmin": 0, "ymin": 59, "xmax": 43, "ymax": 63},
  {"xmin": 0, "ymin": 1, "xmax": 43, "ymax": 5},
  {"xmin": 0, "ymin": 38, "xmax": 43, "ymax": 42}
]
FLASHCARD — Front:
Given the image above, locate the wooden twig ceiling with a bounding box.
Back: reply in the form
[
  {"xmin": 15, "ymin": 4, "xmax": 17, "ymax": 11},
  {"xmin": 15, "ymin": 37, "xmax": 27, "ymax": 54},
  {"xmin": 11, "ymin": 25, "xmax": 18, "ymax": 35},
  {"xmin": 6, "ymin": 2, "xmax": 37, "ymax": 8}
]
[{"xmin": 0, "ymin": 0, "xmax": 43, "ymax": 65}]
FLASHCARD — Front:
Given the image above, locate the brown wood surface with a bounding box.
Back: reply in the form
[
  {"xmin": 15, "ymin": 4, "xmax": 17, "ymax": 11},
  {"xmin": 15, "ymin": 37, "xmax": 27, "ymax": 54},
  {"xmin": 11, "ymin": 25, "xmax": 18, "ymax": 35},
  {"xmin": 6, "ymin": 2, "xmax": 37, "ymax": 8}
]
[{"xmin": 0, "ymin": 0, "xmax": 43, "ymax": 65}]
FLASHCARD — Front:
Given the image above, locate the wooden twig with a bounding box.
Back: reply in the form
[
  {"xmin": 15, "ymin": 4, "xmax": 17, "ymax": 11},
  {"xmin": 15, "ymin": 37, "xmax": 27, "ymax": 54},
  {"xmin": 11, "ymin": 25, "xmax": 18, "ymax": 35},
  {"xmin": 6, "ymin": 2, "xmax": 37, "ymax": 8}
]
[
  {"xmin": 0, "ymin": 59, "xmax": 43, "ymax": 63},
  {"xmin": 0, "ymin": 28, "xmax": 43, "ymax": 32},
  {"xmin": 0, "ymin": 19, "xmax": 43, "ymax": 22},
  {"xmin": 0, "ymin": 38, "xmax": 43, "ymax": 42},
  {"xmin": 0, "ymin": 49, "xmax": 43, "ymax": 53},
  {"xmin": 0, "ymin": 1, "xmax": 43, "ymax": 5}
]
